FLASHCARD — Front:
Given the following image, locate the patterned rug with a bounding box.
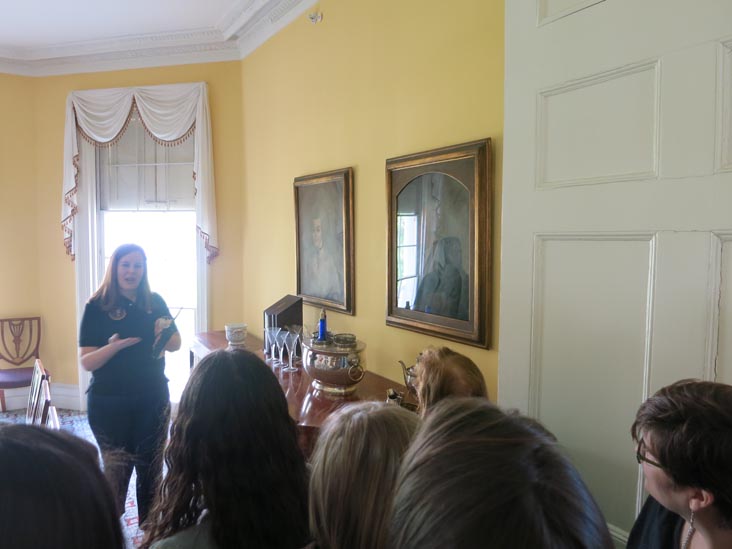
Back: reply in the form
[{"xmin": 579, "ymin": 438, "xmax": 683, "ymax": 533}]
[{"xmin": 0, "ymin": 409, "xmax": 144, "ymax": 548}]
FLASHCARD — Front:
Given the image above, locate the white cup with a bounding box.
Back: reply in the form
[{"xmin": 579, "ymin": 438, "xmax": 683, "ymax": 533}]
[{"xmin": 225, "ymin": 323, "xmax": 248, "ymax": 347}]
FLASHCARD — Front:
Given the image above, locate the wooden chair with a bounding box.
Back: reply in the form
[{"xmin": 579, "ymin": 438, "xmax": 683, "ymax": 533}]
[
  {"xmin": 0, "ymin": 317, "xmax": 42, "ymax": 411},
  {"xmin": 32, "ymin": 379, "xmax": 51, "ymax": 426},
  {"xmin": 26, "ymin": 359, "xmax": 50, "ymax": 424},
  {"xmin": 46, "ymin": 405, "xmax": 60, "ymax": 430}
]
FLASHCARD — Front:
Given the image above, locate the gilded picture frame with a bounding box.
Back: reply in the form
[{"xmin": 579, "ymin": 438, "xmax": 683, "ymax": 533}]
[
  {"xmin": 295, "ymin": 167, "xmax": 355, "ymax": 315},
  {"xmin": 386, "ymin": 139, "xmax": 492, "ymax": 347}
]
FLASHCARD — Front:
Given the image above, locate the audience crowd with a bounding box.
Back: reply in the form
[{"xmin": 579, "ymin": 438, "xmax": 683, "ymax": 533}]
[{"xmin": 2, "ymin": 345, "xmax": 731, "ymax": 549}]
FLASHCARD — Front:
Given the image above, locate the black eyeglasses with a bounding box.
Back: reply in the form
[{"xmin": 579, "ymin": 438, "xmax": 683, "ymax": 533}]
[{"xmin": 635, "ymin": 441, "xmax": 663, "ymax": 469}]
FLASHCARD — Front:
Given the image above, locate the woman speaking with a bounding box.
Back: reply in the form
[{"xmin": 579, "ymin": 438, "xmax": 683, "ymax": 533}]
[{"xmin": 79, "ymin": 243, "xmax": 181, "ymax": 527}]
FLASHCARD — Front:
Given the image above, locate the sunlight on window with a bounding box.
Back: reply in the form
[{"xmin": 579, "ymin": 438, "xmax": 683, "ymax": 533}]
[
  {"xmin": 103, "ymin": 211, "xmax": 197, "ymax": 402},
  {"xmin": 397, "ymin": 214, "xmax": 419, "ymax": 308}
]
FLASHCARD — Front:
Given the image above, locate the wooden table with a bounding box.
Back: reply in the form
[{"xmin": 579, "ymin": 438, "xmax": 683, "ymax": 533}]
[{"xmin": 190, "ymin": 330, "xmax": 414, "ymax": 454}]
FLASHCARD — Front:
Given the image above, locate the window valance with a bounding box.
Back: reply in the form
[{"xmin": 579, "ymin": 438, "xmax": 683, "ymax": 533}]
[{"xmin": 61, "ymin": 82, "xmax": 219, "ymax": 262}]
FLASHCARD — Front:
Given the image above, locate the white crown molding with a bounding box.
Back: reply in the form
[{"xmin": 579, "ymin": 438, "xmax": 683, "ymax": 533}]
[
  {"xmin": 2, "ymin": 28, "xmax": 227, "ymax": 61},
  {"xmin": 237, "ymin": 0, "xmax": 317, "ymax": 58},
  {"xmin": 0, "ymin": 0, "xmax": 317, "ymax": 77}
]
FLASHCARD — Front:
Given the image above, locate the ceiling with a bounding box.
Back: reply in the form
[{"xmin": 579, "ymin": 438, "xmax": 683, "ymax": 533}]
[{"xmin": 0, "ymin": 0, "xmax": 317, "ymax": 76}]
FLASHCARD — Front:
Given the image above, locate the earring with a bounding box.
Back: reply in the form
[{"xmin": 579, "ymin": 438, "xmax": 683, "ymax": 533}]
[{"xmin": 681, "ymin": 510, "xmax": 696, "ymax": 549}]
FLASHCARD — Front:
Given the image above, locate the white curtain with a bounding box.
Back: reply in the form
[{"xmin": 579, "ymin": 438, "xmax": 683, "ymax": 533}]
[{"xmin": 61, "ymin": 82, "xmax": 219, "ymax": 262}]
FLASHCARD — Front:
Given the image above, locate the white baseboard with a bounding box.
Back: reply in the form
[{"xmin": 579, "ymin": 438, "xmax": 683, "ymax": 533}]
[
  {"xmin": 2, "ymin": 383, "xmax": 83, "ymax": 412},
  {"xmin": 608, "ymin": 523, "xmax": 629, "ymax": 548}
]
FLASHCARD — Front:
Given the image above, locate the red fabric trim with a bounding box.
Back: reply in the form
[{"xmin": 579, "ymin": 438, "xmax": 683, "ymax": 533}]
[{"xmin": 197, "ymin": 226, "xmax": 219, "ymax": 264}]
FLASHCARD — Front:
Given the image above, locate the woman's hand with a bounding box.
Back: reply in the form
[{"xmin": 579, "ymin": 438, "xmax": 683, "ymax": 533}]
[
  {"xmin": 108, "ymin": 333, "xmax": 143, "ymax": 349},
  {"xmin": 154, "ymin": 317, "xmax": 173, "ymax": 338},
  {"xmin": 80, "ymin": 334, "xmax": 141, "ymax": 372},
  {"xmin": 152, "ymin": 317, "xmax": 182, "ymax": 358}
]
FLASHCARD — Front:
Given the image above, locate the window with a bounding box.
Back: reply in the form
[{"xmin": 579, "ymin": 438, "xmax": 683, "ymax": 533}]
[
  {"xmin": 96, "ymin": 114, "xmax": 197, "ymax": 402},
  {"xmin": 98, "ymin": 112, "xmax": 195, "ymax": 211},
  {"xmin": 397, "ymin": 213, "xmax": 419, "ymax": 308}
]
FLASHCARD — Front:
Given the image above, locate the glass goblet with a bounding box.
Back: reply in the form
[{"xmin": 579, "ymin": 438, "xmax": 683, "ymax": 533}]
[
  {"xmin": 282, "ymin": 330, "xmax": 300, "ymax": 372},
  {"xmin": 275, "ymin": 330, "xmax": 288, "ymax": 365},
  {"xmin": 289, "ymin": 324, "xmax": 303, "ymax": 358},
  {"xmin": 265, "ymin": 327, "xmax": 281, "ymax": 364}
]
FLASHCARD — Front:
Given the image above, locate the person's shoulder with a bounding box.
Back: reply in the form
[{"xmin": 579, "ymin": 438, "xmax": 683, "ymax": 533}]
[
  {"xmin": 83, "ymin": 298, "xmax": 103, "ymax": 314},
  {"xmin": 627, "ymin": 496, "xmax": 683, "ymax": 549},
  {"xmin": 150, "ymin": 292, "xmax": 168, "ymax": 308},
  {"xmin": 150, "ymin": 520, "xmax": 217, "ymax": 549}
]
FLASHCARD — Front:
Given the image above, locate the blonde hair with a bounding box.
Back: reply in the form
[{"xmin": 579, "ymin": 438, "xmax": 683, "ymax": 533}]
[
  {"xmin": 309, "ymin": 402, "xmax": 419, "ymax": 549},
  {"xmin": 416, "ymin": 346, "xmax": 488, "ymax": 415}
]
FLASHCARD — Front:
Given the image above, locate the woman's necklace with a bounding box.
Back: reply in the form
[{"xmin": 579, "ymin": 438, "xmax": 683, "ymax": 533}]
[{"xmin": 681, "ymin": 514, "xmax": 696, "ymax": 549}]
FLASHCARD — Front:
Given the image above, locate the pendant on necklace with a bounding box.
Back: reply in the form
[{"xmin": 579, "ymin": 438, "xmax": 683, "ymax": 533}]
[{"xmin": 109, "ymin": 307, "xmax": 127, "ymax": 321}]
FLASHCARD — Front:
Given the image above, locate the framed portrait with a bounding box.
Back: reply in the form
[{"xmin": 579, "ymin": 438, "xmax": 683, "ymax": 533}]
[
  {"xmin": 295, "ymin": 167, "xmax": 355, "ymax": 314},
  {"xmin": 386, "ymin": 139, "xmax": 492, "ymax": 347}
]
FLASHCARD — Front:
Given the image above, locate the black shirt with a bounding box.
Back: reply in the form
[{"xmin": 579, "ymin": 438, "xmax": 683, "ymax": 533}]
[
  {"xmin": 79, "ymin": 293, "xmax": 175, "ymax": 396},
  {"xmin": 627, "ymin": 496, "xmax": 683, "ymax": 549}
]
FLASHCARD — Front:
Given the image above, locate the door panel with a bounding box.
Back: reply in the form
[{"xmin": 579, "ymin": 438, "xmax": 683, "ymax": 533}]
[
  {"xmin": 500, "ymin": 1, "xmax": 732, "ymax": 543},
  {"xmin": 538, "ymin": 62, "xmax": 659, "ymax": 188},
  {"xmin": 532, "ymin": 236, "xmax": 650, "ymax": 531}
]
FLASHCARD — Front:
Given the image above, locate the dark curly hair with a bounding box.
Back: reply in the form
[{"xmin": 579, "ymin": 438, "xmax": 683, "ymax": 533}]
[
  {"xmin": 631, "ymin": 379, "xmax": 732, "ymax": 528},
  {"xmin": 142, "ymin": 349, "xmax": 309, "ymax": 548}
]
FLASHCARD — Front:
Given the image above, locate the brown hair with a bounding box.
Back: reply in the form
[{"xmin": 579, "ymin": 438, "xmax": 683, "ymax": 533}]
[
  {"xmin": 142, "ymin": 349, "xmax": 309, "ymax": 548},
  {"xmin": 90, "ymin": 243, "xmax": 152, "ymax": 312},
  {"xmin": 0, "ymin": 424, "xmax": 124, "ymax": 548},
  {"xmin": 631, "ymin": 379, "xmax": 732, "ymax": 527},
  {"xmin": 390, "ymin": 398, "xmax": 613, "ymax": 549},
  {"xmin": 415, "ymin": 346, "xmax": 488, "ymax": 415},
  {"xmin": 309, "ymin": 402, "xmax": 419, "ymax": 549}
]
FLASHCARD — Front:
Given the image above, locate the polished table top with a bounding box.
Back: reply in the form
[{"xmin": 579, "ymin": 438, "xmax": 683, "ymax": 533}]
[{"xmin": 191, "ymin": 330, "xmax": 414, "ymax": 430}]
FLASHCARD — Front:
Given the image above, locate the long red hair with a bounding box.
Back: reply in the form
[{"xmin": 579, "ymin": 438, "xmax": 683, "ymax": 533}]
[{"xmin": 89, "ymin": 243, "xmax": 152, "ymax": 312}]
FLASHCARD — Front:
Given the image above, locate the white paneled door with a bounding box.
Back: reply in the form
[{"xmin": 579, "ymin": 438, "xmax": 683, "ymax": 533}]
[{"xmin": 499, "ymin": 1, "xmax": 732, "ymax": 544}]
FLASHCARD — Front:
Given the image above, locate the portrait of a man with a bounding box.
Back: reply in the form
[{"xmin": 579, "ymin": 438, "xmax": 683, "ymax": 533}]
[{"xmin": 295, "ymin": 168, "xmax": 354, "ymax": 313}]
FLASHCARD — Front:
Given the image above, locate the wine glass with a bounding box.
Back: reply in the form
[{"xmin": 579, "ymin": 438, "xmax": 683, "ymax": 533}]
[
  {"xmin": 265, "ymin": 326, "xmax": 281, "ymax": 364},
  {"xmin": 289, "ymin": 324, "xmax": 303, "ymax": 358},
  {"xmin": 275, "ymin": 330, "xmax": 288, "ymax": 366},
  {"xmin": 282, "ymin": 330, "xmax": 300, "ymax": 372}
]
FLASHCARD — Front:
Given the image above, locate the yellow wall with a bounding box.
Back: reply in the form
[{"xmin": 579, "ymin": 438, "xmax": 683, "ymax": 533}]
[
  {"xmin": 0, "ymin": 0, "xmax": 503, "ymax": 393},
  {"xmin": 0, "ymin": 74, "xmax": 38, "ymax": 317},
  {"xmin": 240, "ymin": 0, "xmax": 504, "ymax": 395},
  {"xmin": 2, "ymin": 62, "xmax": 245, "ymax": 384}
]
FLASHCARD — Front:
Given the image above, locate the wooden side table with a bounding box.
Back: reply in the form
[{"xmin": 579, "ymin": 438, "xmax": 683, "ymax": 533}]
[{"xmin": 190, "ymin": 330, "xmax": 414, "ymax": 455}]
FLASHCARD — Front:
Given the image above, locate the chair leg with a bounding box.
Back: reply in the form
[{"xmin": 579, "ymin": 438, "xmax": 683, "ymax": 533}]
[{"xmin": 0, "ymin": 390, "xmax": 6, "ymax": 412}]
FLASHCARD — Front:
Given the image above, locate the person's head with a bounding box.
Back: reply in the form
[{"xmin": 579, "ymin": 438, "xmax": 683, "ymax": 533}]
[
  {"xmin": 91, "ymin": 243, "xmax": 152, "ymax": 311},
  {"xmin": 436, "ymin": 236, "xmax": 463, "ymax": 269},
  {"xmin": 0, "ymin": 424, "xmax": 124, "ymax": 549},
  {"xmin": 390, "ymin": 398, "xmax": 613, "ymax": 549},
  {"xmin": 312, "ymin": 217, "xmax": 324, "ymax": 250},
  {"xmin": 631, "ymin": 379, "xmax": 732, "ymax": 529},
  {"xmin": 414, "ymin": 346, "xmax": 488, "ymax": 415},
  {"xmin": 309, "ymin": 402, "xmax": 419, "ymax": 549},
  {"xmin": 142, "ymin": 349, "xmax": 309, "ymax": 549}
]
